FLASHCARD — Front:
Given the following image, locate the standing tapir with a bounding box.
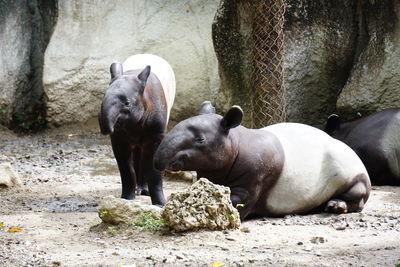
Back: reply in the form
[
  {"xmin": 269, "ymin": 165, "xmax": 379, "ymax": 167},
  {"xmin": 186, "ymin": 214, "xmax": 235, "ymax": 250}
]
[
  {"xmin": 99, "ymin": 54, "xmax": 175, "ymax": 205},
  {"xmin": 325, "ymin": 108, "xmax": 400, "ymax": 185},
  {"xmin": 154, "ymin": 101, "xmax": 371, "ymax": 220}
]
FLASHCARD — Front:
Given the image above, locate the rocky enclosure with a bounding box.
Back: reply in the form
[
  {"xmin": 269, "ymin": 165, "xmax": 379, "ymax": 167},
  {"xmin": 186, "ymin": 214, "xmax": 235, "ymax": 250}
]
[{"xmin": 1, "ymin": 0, "xmax": 400, "ymax": 130}]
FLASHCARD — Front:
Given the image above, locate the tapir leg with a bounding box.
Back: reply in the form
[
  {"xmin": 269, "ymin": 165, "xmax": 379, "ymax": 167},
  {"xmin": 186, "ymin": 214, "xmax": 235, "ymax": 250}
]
[
  {"xmin": 140, "ymin": 143, "xmax": 166, "ymax": 206},
  {"xmin": 134, "ymin": 147, "xmax": 149, "ymax": 196},
  {"xmin": 325, "ymin": 173, "xmax": 371, "ymax": 213},
  {"xmin": 111, "ymin": 136, "xmax": 136, "ymax": 200},
  {"xmin": 230, "ymin": 187, "xmax": 255, "ymax": 221}
]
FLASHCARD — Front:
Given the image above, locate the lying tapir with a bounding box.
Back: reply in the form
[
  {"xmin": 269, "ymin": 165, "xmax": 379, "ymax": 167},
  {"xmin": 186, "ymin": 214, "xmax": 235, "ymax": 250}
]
[
  {"xmin": 154, "ymin": 101, "xmax": 371, "ymax": 220},
  {"xmin": 325, "ymin": 108, "xmax": 400, "ymax": 185},
  {"xmin": 98, "ymin": 54, "xmax": 175, "ymax": 205}
]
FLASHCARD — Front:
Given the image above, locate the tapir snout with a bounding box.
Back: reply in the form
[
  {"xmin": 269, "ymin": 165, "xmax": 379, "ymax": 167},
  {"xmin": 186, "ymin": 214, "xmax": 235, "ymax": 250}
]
[
  {"xmin": 154, "ymin": 130, "xmax": 190, "ymax": 171},
  {"xmin": 98, "ymin": 101, "xmax": 121, "ymax": 135}
]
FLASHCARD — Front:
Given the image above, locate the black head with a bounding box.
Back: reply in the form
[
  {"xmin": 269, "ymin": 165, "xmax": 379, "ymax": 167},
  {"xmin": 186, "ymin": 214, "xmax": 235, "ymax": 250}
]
[
  {"xmin": 154, "ymin": 102, "xmax": 243, "ymax": 172},
  {"xmin": 98, "ymin": 64, "xmax": 151, "ymax": 135}
]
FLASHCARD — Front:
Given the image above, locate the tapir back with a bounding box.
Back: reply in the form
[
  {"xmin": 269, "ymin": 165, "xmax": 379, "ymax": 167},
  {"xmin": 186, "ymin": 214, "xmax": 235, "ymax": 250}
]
[
  {"xmin": 335, "ymin": 109, "xmax": 400, "ymax": 184},
  {"xmin": 122, "ymin": 54, "xmax": 176, "ymax": 122}
]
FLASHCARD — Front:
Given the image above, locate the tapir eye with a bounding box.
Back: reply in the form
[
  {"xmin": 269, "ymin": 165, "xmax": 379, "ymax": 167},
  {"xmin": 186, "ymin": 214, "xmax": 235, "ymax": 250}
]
[
  {"xmin": 195, "ymin": 137, "xmax": 205, "ymax": 145},
  {"xmin": 124, "ymin": 100, "xmax": 130, "ymax": 106}
]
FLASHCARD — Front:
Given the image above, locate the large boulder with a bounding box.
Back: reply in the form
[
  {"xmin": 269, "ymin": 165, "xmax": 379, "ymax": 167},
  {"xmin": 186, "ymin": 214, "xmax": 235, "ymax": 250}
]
[
  {"xmin": 336, "ymin": 0, "xmax": 400, "ymax": 119},
  {"xmin": 162, "ymin": 178, "xmax": 241, "ymax": 232},
  {"xmin": 0, "ymin": 0, "xmax": 57, "ymax": 130},
  {"xmin": 212, "ymin": 0, "xmax": 357, "ymax": 128},
  {"xmin": 0, "ymin": 0, "xmax": 30, "ymax": 125},
  {"xmin": 212, "ymin": 0, "xmax": 400, "ymax": 128},
  {"xmin": 43, "ymin": 1, "xmax": 219, "ymax": 126},
  {"xmin": 283, "ymin": 0, "xmax": 357, "ymax": 127},
  {"xmin": 212, "ymin": 1, "xmax": 253, "ymax": 126}
]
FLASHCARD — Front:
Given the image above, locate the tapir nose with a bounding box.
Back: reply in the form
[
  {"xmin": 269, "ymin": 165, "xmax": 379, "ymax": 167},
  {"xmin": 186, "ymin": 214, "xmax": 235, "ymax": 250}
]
[
  {"xmin": 99, "ymin": 101, "xmax": 119, "ymax": 135},
  {"xmin": 100, "ymin": 125, "xmax": 113, "ymax": 135},
  {"xmin": 153, "ymin": 142, "xmax": 172, "ymax": 171},
  {"xmin": 154, "ymin": 126, "xmax": 188, "ymax": 171},
  {"xmin": 99, "ymin": 113, "xmax": 115, "ymax": 135}
]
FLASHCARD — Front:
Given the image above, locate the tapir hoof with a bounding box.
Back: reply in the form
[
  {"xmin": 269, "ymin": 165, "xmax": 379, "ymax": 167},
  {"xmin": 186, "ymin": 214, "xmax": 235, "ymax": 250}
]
[
  {"xmin": 325, "ymin": 199, "xmax": 348, "ymax": 214},
  {"xmin": 136, "ymin": 186, "xmax": 150, "ymax": 196},
  {"xmin": 121, "ymin": 192, "xmax": 135, "ymax": 200}
]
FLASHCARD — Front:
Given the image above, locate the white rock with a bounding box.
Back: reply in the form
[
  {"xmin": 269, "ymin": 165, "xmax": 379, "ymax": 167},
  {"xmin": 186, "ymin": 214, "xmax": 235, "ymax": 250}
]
[
  {"xmin": 98, "ymin": 195, "xmax": 162, "ymax": 225},
  {"xmin": 162, "ymin": 178, "xmax": 241, "ymax": 231},
  {"xmin": 0, "ymin": 163, "xmax": 21, "ymax": 188}
]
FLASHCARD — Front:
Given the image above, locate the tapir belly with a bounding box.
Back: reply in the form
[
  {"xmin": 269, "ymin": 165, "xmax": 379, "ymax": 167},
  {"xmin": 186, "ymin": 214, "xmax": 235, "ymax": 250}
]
[
  {"xmin": 122, "ymin": 54, "xmax": 176, "ymax": 122},
  {"xmin": 262, "ymin": 123, "xmax": 368, "ymax": 215}
]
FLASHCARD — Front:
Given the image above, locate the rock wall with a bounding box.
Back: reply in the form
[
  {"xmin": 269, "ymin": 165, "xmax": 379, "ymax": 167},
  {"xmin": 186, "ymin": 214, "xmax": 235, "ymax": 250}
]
[
  {"xmin": 43, "ymin": 0, "xmax": 220, "ymax": 126},
  {"xmin": 284, "ymin": 0, "xmax": 357, "ymax": 127},
  {"xmin": 337, "ymin": 0, "xmax": 400, "ymax": 119},
  {"xmin": 2, "ymin": 0, "xmax": 399, "ymax": 129},
  {"xmin": 213, "ymin": 0, "xmax": 400, "ymax": 128},
  {"xmin": 212, "ymin": 1, "xmax": 254, "ymax": 125},
  {"xmin": 0, "ymin": 0, "xmax": 57, "ymax": 131}
]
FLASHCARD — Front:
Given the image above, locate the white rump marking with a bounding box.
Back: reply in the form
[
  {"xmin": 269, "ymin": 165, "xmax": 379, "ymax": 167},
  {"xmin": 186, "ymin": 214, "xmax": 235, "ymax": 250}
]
[
  {"xmin": 122, "ymin": 54, "xmax": 176, "ymax": 123},
  {"xmin": 262, "ymin": 123, "xmax": 368, "ymax": 214}
]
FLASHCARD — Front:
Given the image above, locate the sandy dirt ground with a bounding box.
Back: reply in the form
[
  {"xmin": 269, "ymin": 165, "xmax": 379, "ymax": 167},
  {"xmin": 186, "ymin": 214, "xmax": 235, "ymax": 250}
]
[{"xmin": 0, "ymin": 121, "xmax": 399, "ymax": 267}]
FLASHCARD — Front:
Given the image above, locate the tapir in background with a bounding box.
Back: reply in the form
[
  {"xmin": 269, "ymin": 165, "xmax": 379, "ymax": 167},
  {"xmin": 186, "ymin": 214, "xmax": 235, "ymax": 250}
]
[
  {"xmin": 98, "ymin": 54, "xmax": 175, "ymax": 205},
  {"xmin": 154, "ymin": 101, "xmax": 371, "ymax": 220},
  {"xmin": 325, "ymin": 108, "xmax": 400, "ymax": 186}
]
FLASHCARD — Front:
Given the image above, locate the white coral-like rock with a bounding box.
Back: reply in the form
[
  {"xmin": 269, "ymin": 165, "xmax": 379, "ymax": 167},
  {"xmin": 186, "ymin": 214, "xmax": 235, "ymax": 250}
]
[{"xmin": 162, "ymin": 178, "xmax": 241, "ymax": 231}]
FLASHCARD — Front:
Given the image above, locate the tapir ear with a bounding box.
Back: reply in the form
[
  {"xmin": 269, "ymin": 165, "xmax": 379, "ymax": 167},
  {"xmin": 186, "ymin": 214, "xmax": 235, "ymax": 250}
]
[
  {"xmin": 324, "ymin": 114, "xmax": 340, "ymax": 135},
  {"xmin": 221, "ymin": 105, "xmax": 243, "ymax": 132},
  {"xmin": 198, "ymin": 101, "xmax": 216, "ymax": 115},
  {"xmin": 137, "ymin": 65, "xmax": 151, "ymax": 91},
  {"xmin": 110, "ymin": 62, "xmax": 123, "ymax": 80}
]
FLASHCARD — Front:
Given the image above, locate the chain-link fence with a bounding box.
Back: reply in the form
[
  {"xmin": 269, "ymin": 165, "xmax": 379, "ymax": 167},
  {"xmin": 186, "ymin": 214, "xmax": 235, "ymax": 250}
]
[{"xmin": 250, "ymin": 0, "xmax": 286, "ymax": 128}]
